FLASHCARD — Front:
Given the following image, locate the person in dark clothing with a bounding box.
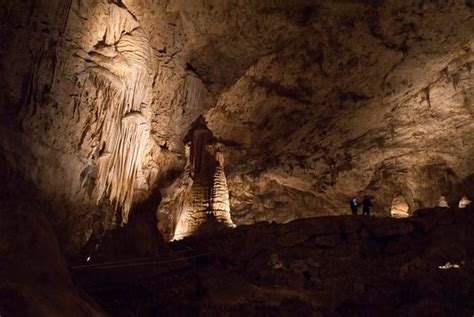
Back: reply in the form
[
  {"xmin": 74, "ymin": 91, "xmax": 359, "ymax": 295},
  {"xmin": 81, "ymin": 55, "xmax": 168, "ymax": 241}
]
[
  {"xmin": 350, "ymin": 197, "xmax": 359, "ymax": 215},
  {"xmin": 362, "ymin": 196, "xmax": 373, "ymax": 216}
]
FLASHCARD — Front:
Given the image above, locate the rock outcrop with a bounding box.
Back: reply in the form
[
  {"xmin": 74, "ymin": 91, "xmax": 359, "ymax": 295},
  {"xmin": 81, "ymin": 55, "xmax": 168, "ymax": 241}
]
[{"xmin": 391, "ymin": 194, "xmax": 410, "ymax": 218}]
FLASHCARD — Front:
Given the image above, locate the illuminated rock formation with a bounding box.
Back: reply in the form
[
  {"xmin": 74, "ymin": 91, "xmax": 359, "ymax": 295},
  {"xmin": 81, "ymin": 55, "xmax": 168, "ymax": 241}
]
[
  {"xmin": 161, "ymin": 118, "xmax": 235, "ymax": 240},
  {"xmin": 76, "ymin": 3, "xmax": 155, "ymax": 225},
  {"xmin": 390, "ymin": 194, "xmax": 410, "ymax": 218},
  {"xmin": 210, "ymin": 149, "xmax": 235, "ymax": 227},
  {"xmin": 438, "ymin": 196, "xmax": 449, "ymax": 208},
  {"xmin": 459, "ymin": 196, "xmax": 472, "ymax": 209}
]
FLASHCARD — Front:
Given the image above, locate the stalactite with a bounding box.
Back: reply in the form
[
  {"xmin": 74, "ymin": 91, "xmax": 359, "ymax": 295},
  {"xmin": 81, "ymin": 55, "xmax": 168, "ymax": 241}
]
[
  {"xmin": 96, "ymin": 112, "xmax": 150, "ymax": 223},
  {"xmin": 92, "ymin": 67, "xmax": 152, "ymax": 224},
  {"xmin": 61, "ymin": 0, "xmax": 73, "ymax": 34}
]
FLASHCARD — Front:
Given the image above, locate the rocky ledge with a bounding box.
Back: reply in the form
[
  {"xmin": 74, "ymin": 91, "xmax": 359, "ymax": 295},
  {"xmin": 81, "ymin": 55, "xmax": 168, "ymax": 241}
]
[
  {"xmin": 166, "ymin": 206, "xmax": 474, "ymax": 316},
  {"xmin": 2, "ymin": 205, "xmax": 473, "ymax": 316}
]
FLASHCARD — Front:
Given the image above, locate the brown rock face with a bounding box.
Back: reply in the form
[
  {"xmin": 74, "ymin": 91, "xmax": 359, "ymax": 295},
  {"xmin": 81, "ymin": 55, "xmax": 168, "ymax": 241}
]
[{"xmin": 0, "ymin": 1, "xmax": 473, "ymax": 248}]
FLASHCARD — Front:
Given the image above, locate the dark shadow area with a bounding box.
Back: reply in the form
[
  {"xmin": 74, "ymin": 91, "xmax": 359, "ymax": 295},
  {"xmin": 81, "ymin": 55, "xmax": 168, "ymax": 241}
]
[{"xmin": 82, "ymin": 186, "xmax": 168, "ymax": 264}]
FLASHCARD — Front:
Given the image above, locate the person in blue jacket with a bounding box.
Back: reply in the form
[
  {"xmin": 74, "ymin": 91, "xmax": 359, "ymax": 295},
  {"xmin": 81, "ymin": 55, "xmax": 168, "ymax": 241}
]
[{"xmin": 350, "ymin": 197, "xmax": 359, "ymax": 215}]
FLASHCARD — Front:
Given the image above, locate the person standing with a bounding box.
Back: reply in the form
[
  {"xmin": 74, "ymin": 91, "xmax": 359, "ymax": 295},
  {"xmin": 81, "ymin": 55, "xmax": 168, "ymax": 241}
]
[
  {"xmin": 362, "ymin": 196, "xmax": 373, "ymax": 216},
  {"xmin": 350, "ymin": 197, "xmax": 359, "ymax": 215}
]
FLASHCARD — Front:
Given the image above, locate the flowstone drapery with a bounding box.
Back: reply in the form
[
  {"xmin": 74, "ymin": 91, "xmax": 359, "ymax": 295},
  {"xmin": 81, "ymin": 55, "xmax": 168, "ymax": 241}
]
[{"xmin": 80, "ymin": 4, "xmax": 155, "ymax": 225}]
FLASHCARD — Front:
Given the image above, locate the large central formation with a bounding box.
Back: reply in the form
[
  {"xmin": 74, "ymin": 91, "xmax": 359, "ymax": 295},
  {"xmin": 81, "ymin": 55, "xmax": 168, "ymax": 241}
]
[{"xmin": 160, "ymin": 118, "xmax": 235, "ymax": 240}]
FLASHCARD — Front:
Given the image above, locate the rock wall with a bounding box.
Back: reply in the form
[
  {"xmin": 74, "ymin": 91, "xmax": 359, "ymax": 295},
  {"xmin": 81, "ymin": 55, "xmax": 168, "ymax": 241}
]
[{"xmin": 205, "ymin": 1, "xmax": 474, "ymax": 220}]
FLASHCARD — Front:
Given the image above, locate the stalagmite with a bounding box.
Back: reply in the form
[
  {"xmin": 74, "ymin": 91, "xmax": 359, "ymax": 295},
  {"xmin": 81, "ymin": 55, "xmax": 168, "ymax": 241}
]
[
  {"xmin": 438, "ymin": 196, "xmax": 449, "ymax": 208},
  {"xmin": 159, "ymin": 119, "xmax": 235, "ymax": 240},
  {"xmin": 210, "ymin": 148, "xmax": 236, "ymax": 227},
  {"xmin": 459, "ymin": 196, "xmax": 472, "ymax": 209},
  {"xmin": 390, "ymin": 194, "xmax": 410, "ymax": 218}
]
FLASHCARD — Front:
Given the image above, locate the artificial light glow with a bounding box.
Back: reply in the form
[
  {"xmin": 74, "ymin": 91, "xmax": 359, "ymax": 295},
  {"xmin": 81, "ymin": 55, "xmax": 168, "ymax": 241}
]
[{"xmin": 438, "ymin": 262, "xmax": 462, "ymax": 270}]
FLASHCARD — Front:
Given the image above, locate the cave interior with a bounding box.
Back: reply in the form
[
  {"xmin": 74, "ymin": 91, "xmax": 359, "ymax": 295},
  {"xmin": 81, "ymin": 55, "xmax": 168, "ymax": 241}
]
[{"xmin": 0, "ymin": 0, "xmax": 473, "ymax": 316}]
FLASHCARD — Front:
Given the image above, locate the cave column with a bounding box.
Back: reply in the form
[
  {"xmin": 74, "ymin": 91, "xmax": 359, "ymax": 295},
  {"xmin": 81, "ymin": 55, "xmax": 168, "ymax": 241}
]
[{"xmin": 210, "ymin": 148, "xmax": 235, "ymax": 227}]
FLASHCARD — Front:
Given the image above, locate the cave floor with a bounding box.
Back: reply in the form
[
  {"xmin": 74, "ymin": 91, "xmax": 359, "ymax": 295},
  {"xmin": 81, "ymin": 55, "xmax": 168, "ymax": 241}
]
[{"xmin": 73, "ymin": 207, "xmax": 474, "ymax": 317}]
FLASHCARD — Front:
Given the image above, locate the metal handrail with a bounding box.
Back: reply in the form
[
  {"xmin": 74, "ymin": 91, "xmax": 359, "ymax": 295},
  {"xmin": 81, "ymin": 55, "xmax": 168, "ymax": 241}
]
[
  {"xmin": 86, "ymin": 253, "xmax": 213, "ymax": 270},
  {"xmin": 72, "ymin": 250, "xmax": 213, "ymax": 270}
]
